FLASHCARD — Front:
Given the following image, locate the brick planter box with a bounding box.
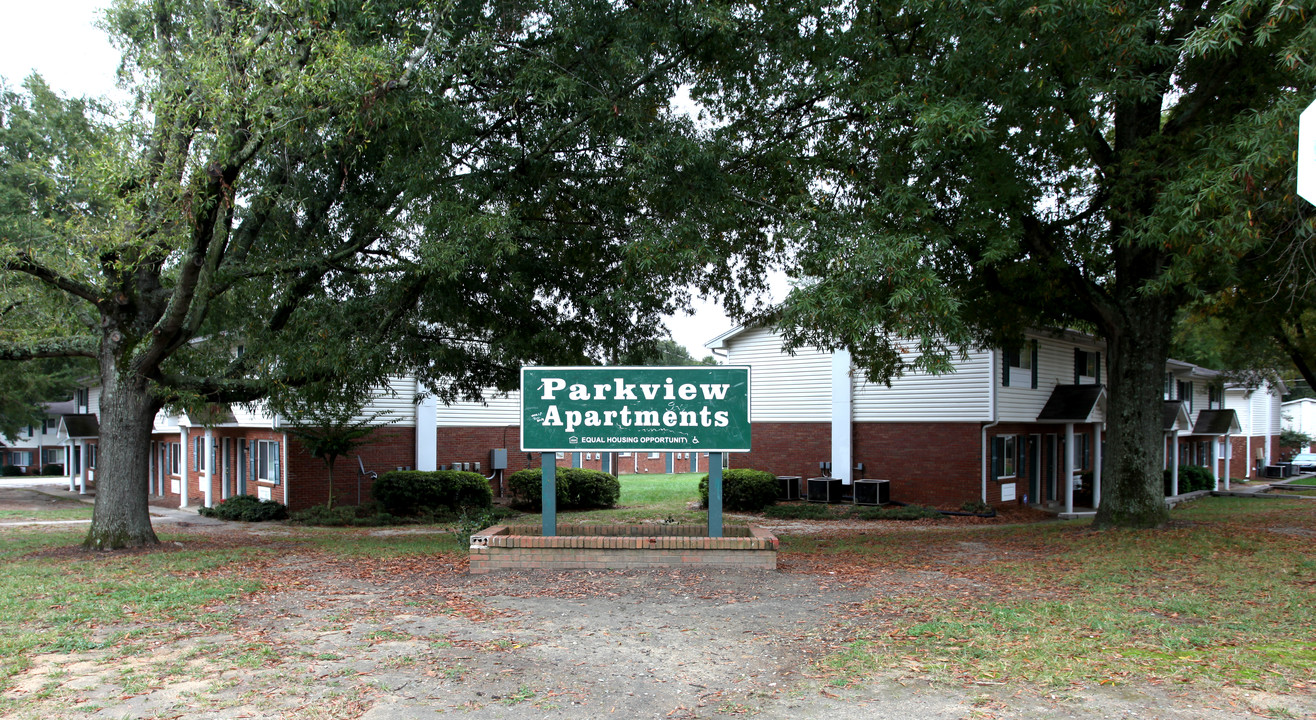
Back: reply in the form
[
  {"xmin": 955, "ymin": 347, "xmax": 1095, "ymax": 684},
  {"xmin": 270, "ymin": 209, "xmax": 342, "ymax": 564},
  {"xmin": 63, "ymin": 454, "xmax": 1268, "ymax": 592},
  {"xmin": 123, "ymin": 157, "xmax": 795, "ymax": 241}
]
[{"xmin": 468, "ymin": 524, "xmax": 778, "ymax": 574}]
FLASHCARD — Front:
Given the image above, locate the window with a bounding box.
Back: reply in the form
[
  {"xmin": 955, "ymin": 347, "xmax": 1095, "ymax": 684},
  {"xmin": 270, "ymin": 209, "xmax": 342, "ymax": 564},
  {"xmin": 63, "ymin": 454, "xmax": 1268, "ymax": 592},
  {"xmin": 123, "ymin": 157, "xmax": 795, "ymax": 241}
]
[
  {"xmin": 1164, "ymin": 373, "xmax": 1174, "ymax": 400},
  {"xmin": 648, "ymin": 452, "xmax": 661, "ymax": 459},
  {"xmin": 41, "ymin": 447, "xmax": 64, "ymax": 465},
  {"xmin": 11, "ymin": 451, "xmax": 33, "ymax": 466},
  {"xmin": 44, "ymin": 418, "xmax": 59, "ymax": 433},
  {"xmin": 1208, "ymin": 385, "xmax": 1222, "ymax": 410},
  {"xmin": 169, "ymin": 442, "xmax": 180, "ymax": 475},
  {"xmin": 1177, "ymin": 381, "xmax": 1194, "ymax": 412},
  {"xmin": 255, "ymin": 439, "xmax": 280, "ymax": 484},
  {"xmin": 194, "ymin": 437, "xmax": 207, "ymax": 472},
  {"xmin": 992, "ymin": 435, "xmax": 1017, "ymax": 479},
  {"xmin": 87, "ymin": 445, "xmax": 96, "ymax": 469},
  {"xmin": 1075, "ymin": 349, "xmax": 1100, "ymax": 382},
  {"xmin": 1077, "ymin": 434, "xmax": 1091, "ymax": 470},
  {"xmin": 1002, "ymin": 341, "xmax": 1038, "ymax": 388}
]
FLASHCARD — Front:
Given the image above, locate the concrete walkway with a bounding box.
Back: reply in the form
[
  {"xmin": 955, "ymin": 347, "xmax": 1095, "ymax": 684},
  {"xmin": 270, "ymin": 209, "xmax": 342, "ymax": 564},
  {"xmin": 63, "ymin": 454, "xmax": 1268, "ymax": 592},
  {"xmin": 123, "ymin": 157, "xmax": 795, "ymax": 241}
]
[{"xmin": 0, "ymin": 478, "xmax": 229, "ymax": 527}]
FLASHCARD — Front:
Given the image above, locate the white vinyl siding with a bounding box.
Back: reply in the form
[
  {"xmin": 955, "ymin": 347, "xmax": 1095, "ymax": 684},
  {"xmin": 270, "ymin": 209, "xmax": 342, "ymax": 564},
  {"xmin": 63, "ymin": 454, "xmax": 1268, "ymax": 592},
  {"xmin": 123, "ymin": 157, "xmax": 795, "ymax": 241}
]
[
  {"xmin": 434, "ymin": 392, "xmax": 521, "ymax": 427},
  {"xmin": 998, "ymin": 336, "xmax": 1106, "ymax": 423},
  {"xmin": 852, "ymin": 346, "xmax": 992, "ymax": 422},
  {"xmin": 724, "ymin": 326, "xmax": 831, "ymax": 422},
  {"xmin": 356, "ymin": 377, "xmax": 421, "ymax": 426}
]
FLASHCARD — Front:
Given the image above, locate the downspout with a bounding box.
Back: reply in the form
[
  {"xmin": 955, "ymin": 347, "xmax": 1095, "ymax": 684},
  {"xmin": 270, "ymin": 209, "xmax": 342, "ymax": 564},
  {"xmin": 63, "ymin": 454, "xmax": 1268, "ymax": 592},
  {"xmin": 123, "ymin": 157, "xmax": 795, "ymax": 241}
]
[{"xmin": 981, "ymin": 348, "xmax": 1000, "ymax": 504}]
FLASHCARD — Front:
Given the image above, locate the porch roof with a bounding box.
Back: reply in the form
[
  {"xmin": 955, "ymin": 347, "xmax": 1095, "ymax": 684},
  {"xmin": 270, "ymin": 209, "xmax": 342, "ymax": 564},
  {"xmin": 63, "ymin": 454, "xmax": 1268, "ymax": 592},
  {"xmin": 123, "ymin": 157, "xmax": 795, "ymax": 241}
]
[
  {"xmin": 1163, "ymin": 401, "xmax": 1192, "ymax": 432},
  {"xmin": 58, "ymin": 414, "xmax": 100, "ymax": 440},
  {"xmin": 1036, "ymin": 384, "xmax": 1105, "ymax": 423},
  {"xmin": 1191, "ymin": 409, "xmax": 1241, "ymax": 436}
]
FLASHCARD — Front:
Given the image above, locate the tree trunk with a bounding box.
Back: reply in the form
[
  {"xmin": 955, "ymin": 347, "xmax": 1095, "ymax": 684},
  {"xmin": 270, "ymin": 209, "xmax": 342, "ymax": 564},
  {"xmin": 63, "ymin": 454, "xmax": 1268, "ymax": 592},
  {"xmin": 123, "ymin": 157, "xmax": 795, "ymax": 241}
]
[
  {"xmin": 84, "ymin": 366, "xmax": 161, "ymax": 550},
  {"xmin": 1094, "ymin": 298, "xmax": 1175, "ymax": 529}
]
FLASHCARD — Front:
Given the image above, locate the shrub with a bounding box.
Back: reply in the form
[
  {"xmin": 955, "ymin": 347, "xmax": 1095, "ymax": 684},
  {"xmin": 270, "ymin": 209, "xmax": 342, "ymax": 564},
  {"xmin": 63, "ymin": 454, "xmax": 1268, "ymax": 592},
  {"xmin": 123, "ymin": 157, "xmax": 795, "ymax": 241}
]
[
  {"xmin": 960, "ymin": 500, "xmax": 992, "ymax": 514},
  {"xmin": 856, "ymin": 504, "xmax": 944, "ymax": 521},
  {"xmin": 291, "ymin": 503, "xmax": 399, "ymax": 526},
  {"xmin": 762, "ymin": 503, "xmax": 831, "ymax": 519},
  {"xmin": 698, "ymin": 469, "xmax": 778, "ymax": 512},
  {"xmin": 198, "ymin": 494, "xmax": 289, "ymax": 522},
  {"xmin": 370, "ymin": 470, "xmax": 493, "ymax": 516},
  {"xmin": 41, "ymin": 464, "xmax": 64, "ymax": 476},
  {"xmin": 506, "ymin": 468, "xmax": 620, "ymax": 511},
  {"xmin": 1, "ymin": 465, "xmax": 23, "ymax": 476},
  {"xmin": 1165, "ymin": 465, "xmax": 1214, "ymax": 494}
]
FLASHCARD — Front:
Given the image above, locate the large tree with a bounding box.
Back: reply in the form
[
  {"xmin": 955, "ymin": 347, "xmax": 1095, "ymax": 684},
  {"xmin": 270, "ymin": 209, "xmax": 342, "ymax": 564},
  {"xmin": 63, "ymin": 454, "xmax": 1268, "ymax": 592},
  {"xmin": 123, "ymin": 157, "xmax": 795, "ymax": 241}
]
[
  {"xmin": 0, "ymin": 0, "xmax": 741, "ymax": 548},
  {"xmin": 689, "ymin": 0, "xmax": 1315, "ymax": 527}
]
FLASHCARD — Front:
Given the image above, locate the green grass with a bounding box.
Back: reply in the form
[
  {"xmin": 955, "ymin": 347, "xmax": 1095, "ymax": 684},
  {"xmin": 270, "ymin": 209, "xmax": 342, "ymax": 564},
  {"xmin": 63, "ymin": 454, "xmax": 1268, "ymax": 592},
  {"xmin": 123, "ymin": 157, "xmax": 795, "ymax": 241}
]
[
  {"xmin": 522, "ymin": 472, "xmax": 713, "ymax": 525},
  {"xmin": 809, "ymin": 496, "xmax": 1316, "ymax": 691},
  {"xmin": 1283, "ymin": 476, "xmax": 1316, "ymax": 486},
  {"xmin": 0, "ymin": 530, "xmax": 268, "ymax": 697},
  {"xmin": 0, "ymin": 505, "xmax": 94, "ymax": 521}
]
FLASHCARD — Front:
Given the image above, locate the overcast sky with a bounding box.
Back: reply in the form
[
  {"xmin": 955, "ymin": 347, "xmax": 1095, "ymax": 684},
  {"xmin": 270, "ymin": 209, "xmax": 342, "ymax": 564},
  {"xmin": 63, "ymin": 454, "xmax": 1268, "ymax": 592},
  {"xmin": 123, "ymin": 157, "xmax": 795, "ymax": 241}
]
[{"xmin": 0, "ymin": 2, "xmax": 782, "ymax": 360}]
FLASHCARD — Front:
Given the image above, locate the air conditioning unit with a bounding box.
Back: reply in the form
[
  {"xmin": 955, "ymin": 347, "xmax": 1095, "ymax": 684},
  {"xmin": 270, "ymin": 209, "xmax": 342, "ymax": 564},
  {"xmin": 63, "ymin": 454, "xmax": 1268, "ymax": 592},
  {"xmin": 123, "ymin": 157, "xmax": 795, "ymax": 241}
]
[
  {"xmin": 852, "ymin": 478, "xmax": 890, "ymax": 506},
  {"xmin": 807, "ymin": 477, "xmax": 843, "ymax": 503},
  {"xmin": 776, "ymin": 476, "xmax": 801, "ymax": 501}
]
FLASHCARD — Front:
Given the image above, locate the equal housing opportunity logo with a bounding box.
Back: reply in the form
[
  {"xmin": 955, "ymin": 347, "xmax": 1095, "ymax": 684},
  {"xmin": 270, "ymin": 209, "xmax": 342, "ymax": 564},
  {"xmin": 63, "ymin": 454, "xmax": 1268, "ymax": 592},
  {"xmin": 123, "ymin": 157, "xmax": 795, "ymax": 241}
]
[{"xmin": 520, "ymin": 366, "xmax": 751, "ymax": 452}]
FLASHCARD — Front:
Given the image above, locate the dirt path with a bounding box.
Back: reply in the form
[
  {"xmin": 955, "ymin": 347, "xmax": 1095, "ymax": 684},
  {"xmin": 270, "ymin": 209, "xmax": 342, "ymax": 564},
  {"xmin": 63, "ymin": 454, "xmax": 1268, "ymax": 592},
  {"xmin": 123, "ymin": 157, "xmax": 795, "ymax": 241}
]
[{"xmin": 3, "ymin": 512, "xmax": 1312, "ymax": 719}]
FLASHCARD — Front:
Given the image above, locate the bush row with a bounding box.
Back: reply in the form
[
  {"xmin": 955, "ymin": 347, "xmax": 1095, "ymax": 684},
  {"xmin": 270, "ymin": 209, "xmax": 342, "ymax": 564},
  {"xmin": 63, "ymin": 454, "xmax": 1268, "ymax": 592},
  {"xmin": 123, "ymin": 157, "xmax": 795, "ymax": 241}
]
[
  {"xmin": 506, "ymin": 468, "xmax": 620, "ymax": 511},
  {"xmin": 698, "ymin": 469, "xmax": 778, "ymax": 512},
  {"xmin": 198, "ymin": 495, "xmax": 289, "ymax": 522},
  {"xmin": 1165, "ymin": 465, "xmax": 1214, "ymax": 494},
  {"xmin": 370, "ymin": 470, "xmax": 494, "ymax": 516}
]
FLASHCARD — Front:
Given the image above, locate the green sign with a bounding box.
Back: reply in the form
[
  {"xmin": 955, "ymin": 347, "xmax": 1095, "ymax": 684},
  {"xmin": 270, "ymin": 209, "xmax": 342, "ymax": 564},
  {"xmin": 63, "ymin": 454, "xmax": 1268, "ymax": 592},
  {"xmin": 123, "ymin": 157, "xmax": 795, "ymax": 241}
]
[{"xmin": 521, "ymin": 366, "xmax": 751, "ymax": 452}]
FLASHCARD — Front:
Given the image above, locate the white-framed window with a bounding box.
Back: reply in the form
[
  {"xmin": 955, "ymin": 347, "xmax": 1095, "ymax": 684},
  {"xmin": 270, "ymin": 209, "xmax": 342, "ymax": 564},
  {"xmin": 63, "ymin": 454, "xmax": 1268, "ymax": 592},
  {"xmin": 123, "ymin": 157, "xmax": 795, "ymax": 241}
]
[
  {"xmin": 619, "ymin": 452, "xmax": 632, "ymax": 457},
  {"xmin": 648, "ymin": 452, "xmax": 661, "ymax": 459},
  {"xmin": 194, "ymin": 437, "xmax": 207, "ymax": 472},
  {"xmin": 169, "ymin": 442, "xmax": 181, "ymax": 475},
  {"xmin": 255, "ymin": 439, "xmax": 280, "ymax": 484},
  {"xmin": 993, "ymin": 435, "xmax": 1017, "ymax": 479},
  {"xmin": 1077, "ymin": 434, "xmax": 1091, "ymax": 470},
  {"xmin": 1208, "ymin": 385, "xmax": 1223, "ymax": 410},
  {"xmin": 10, "ymin": 451, "xmax": 33, "ymax": 466},
  {"xmin": 87, "ymin": 445, "xmax": 96, "ymax": 469},
  {"xmin": 44, "ymin": 418, "xmax": 59, "ymax": 433},
  {"xmin": 1075, "ymin": 349, "xmax": 1100, "ymax": 382}
]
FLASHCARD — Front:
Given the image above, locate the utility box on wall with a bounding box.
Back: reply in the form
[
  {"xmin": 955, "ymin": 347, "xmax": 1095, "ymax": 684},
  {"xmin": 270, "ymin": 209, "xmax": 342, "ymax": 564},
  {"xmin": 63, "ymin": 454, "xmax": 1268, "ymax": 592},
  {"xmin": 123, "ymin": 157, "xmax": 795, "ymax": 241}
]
[{"xmin": 490, "ymin": 448, "xmax": 508, "ymax": 470}]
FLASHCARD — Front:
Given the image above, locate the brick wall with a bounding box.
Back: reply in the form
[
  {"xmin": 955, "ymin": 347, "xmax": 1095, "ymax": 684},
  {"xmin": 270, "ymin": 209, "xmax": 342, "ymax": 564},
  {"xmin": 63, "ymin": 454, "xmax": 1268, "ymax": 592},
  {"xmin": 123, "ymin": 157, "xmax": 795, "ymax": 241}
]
[
  {"xmin": 286, "ymin": 426, "xmax": 414, "ymax": 511},
  {"xmin": 468, "ymin": 524, "xmax": 778, "ymax": 574},
  {"xmin": 732, "ymin": 422, "xmax": 832, "ymax": 481},
  {"xmin": 854, "ymin": 422, "xmax": 987, "ymax": 507}
]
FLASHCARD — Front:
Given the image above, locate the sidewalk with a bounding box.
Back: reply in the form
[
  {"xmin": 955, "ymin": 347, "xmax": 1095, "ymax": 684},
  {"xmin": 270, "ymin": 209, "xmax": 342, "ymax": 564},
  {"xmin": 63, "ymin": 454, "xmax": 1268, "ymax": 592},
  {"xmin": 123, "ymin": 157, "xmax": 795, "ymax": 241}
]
[{"xmin": 0, "ymin": 478, "xmax": 229, "ymax": 527}]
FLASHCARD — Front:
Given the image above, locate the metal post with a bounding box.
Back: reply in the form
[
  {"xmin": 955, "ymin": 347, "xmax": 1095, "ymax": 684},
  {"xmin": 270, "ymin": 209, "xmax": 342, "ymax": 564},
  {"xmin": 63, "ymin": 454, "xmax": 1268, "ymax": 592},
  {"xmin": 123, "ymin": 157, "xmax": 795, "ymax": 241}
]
[
  {"xmin": 541, "ymin": 453, "xmax": 557, "ymax": 536},
  {"xmin": 708, "ymin": 452, "xmax": 723, "ymax": 538}
]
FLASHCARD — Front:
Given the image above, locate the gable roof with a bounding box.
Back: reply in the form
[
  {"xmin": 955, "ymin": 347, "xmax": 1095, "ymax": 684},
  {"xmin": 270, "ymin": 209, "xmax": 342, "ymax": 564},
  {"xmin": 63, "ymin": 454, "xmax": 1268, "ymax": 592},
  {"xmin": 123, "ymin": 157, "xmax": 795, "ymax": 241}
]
[
  {"xmin": 1163, "ymin": 401, "xmax": 1192, "ymax": 432},
  {"xmin": 1036, "ymin": 384, "xmax": 1106, "ymax": 423},
  {"xmin": 58, "ymin": 414, "xmax": 100, "ymax": 440},
  {"xmin": 1191, "ymin": 409, "xmax": 1241, "ymax": 435}
]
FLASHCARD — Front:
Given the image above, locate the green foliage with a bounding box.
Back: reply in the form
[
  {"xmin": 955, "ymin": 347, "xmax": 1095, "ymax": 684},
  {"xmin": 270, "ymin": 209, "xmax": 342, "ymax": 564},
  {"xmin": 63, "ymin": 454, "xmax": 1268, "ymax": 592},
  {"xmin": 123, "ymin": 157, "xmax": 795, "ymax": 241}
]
[
  {"xmin": 0, "ymin": 466, "xmax": 22, "ymax": 477},
  {"xmin": 197, "ymin": 495, "xmax": 288, "ymax": 522},
  {"xmin": 290, "ymin": 503, "xmax": 399, "ymax": 527},
  {"xmin": 370, "ymin": 470, "xmax": 493, "ymax": 517},
  {"xmin": 761, "ymin": 503, "xmax": 831, "ymax": 520},
  {"xmin": 1280, "ymin": 428, "xmax": 1312, "ymax": 450},
  {"xmin": 960, "ymin": 501, "xmax": 992, "ymax": 515},
  {"xmin": 453, "ymin": 509, "xmax": 502, "ymax": 550},
  {"xmin": 618, "ymin": 339, "xmax": 719, "ymax": 366},
  {"xmin": 40, "ymin": 464, "xmax": 62, "ymax": 476},
  {"xmin": 698, "ymin": 469, "xmax": 778, "ymax": 512},
  {"xmin": 506, "ymin": 467, "xmax": 621, "ymax": 511},
  {"xmin": 1166, "ymin": 465, "xmax": 1216, "ymax": 494},
  {"xmin": 0, "ymin": 0, "xmax": 734, "ymax": 547},
  {"xmin": 276, "ymin": 390, "xmax": 393, "ymax": 510},
  {"xmin": 689, "ymin": 0, "xmax": 1316, "ymax": 527},
  {"xmin": 855, "ymin": 505, "xmax": 944, "ymax": 521}
]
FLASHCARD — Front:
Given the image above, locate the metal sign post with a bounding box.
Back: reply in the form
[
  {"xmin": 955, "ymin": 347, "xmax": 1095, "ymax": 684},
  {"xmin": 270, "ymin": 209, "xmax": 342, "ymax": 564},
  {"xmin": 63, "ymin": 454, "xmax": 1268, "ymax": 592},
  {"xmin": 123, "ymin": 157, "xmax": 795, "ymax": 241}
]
[
  {"xmin": 541, "ymin": 453, "xmax": 556, "ymax": 536},
  {"xmin": 707, "ymin": 452, "xmax": 723, "ymax": 537}
]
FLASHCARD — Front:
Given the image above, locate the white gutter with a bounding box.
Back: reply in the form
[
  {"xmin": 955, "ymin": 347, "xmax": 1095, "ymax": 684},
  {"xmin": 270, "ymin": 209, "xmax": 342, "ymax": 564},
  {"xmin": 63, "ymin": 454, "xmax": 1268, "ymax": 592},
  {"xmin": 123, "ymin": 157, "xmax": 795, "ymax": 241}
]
[{"xmin": 981, "ymin": 348, "xmax": 1000, "ymax": 504}]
